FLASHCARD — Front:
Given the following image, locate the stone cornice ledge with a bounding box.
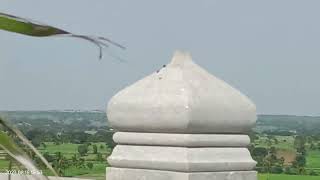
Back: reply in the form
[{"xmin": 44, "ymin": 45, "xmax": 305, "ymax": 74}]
[{"xmin": 113, "ymin": 132, "xmax": 250, "ymax": 147}]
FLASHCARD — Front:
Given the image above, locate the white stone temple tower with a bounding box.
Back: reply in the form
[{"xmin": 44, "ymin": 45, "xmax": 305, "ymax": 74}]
[{"xmin": 106, "ymin": 51, "xmax": 257, "ymax": 180}]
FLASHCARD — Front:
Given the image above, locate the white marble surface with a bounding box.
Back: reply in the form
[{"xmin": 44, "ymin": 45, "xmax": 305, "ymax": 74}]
[
  {"xmin": 107, "ymin": 51, "xmax": 256, "ymax": 133},
  {"xmin": 108, "ymin": 145, "xmax": 256, "ymax": 172},
  {"xmin": 106, "ymin": 168, "xmax": 257, "ymax": 180},
  {"xmin": 106, "ymin": 51, "xmax": 257, "ymax": 180},
  {"xmin": 113, "ymin": 132, "xmax": 250, "ymax": 147}
]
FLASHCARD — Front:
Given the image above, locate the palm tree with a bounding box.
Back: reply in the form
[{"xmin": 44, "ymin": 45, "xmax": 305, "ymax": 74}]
[{"xmin": 0, "ymin": 12, "xmax": 125, "ymax": 59}]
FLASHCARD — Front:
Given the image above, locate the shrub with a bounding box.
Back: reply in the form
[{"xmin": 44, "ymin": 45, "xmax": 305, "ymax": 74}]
[
  {"xmin": 309, "ymin": 170, "xmax": 319, "ymax": 176},
  {"xmin": 78, "ymin": 144, "xmax": 89, "ymax": 156},
  {"xmin": 87, "ymin": 162, "xmax": 94, "ymax": 170},
  {"xmin": 270, "ymin": 166, "xmax": 283, "ymax": 174}
]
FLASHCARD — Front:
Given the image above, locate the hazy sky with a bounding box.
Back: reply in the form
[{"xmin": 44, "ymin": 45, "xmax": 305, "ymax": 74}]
[{"xmin": 1, "ymin": 1, "xmax": 320, "ymax": 115}]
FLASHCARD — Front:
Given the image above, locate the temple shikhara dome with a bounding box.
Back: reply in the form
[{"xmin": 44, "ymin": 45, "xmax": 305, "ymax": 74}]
[
  {"xmin": 106, "ymin": 51, "xmax": 258, "ymax": 180},
  {"xmin": 108, "ymin": 51, "xmax": 256, "ymax": 133}
]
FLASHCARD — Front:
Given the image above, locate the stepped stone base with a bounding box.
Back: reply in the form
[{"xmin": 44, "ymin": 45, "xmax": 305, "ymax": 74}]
[{"xmin": 106, "ymin": 167, "xmax": 257, "ymax": 180}]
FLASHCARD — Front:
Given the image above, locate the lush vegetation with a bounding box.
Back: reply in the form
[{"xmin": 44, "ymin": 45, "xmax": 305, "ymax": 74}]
[
  {"xmin": 1, "ymin": 112, "xmax": 320, "ymax": 179},
  {"xmin": 258, "ymin": 174, "xmax": 320, "ymax": 180},
  {"xmin": 0, "ymin": 141, "xmax": 111, "ymax": 179},
  {"xmin": 2, "ymin": 9, "xmax": 317, "ymax": 180},
  {"xmin": 251, "ymin": 117, "xmax": 320, "ymax": 177},
  {"xmin": 0, "ymin": 111, "xmax": 114, "ymax": 178}
]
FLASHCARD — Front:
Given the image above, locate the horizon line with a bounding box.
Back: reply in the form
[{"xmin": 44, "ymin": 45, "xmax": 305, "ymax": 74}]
[{"xmin": 1, "ymin": 109, "xmax": 320, "ymax": 117}]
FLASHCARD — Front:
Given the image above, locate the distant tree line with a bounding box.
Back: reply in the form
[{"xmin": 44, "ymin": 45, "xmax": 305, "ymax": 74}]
[{"xmin": 25, "ymin": 129, "xmax": 116, "ymax": 149}]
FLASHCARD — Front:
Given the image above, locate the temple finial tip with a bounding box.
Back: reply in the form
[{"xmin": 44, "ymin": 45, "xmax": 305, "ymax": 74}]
[{"xmin": 170, "ymin": 50, "xmax": 192, "ymax": 65}]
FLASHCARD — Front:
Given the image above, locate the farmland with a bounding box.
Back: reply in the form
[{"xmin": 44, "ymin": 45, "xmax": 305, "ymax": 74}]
[
  {"xmin": 258, "ymin": 174, "xmax": 320, "ymax": 180},
  {"xmin": 0, "ymin": 111, "xmax": 319, "ymax": 179}
]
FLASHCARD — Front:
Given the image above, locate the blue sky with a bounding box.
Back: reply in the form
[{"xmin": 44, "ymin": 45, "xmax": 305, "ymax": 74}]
[{"xmin": 1, "ymin": 0, "xmax": 320, "ymax": 115}]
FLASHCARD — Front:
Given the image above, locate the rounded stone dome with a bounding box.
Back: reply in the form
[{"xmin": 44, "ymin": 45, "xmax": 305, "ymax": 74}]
[{"xmin": 107, "ymin": 51, "xmax": 256, "ymax": 133}]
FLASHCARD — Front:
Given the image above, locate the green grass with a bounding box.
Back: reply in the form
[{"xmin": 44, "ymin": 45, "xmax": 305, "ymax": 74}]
[
  {"xmin": 306, "ymin": 150, "xmax": 320, "ymax": 168},
  {"xmin": 75, "ymin": 163, "xmax": 106, "ymax": 180},
  {"xmin": 41, "ymin": 142, "xmax": 110, "ymax": 154},
  {"xmin": 62, "ymin": 162, "xmax": 107, "ymax": 177},
  {"xmin": 258, "ymin": 174, "xmax": 320, "ymax": 180},
  {"xmin": 38, "ymin": 142, "xmax": 111, "ymax": 177},
  {"xmin": 0, "ymin": 160, "xmax": 9, "ymax": 170},
  {"xmin": 0, "ymin": 142, "xmax": 111, "ymax": 178},
  {"xmin": 41, "ymin": 142, "xmax": 78, "ymax": 153},
  {"xmin": 40, "ymin": 142, "xmax": 112, "ymax": 160},
  {"xmin": 41, "ymin": 161, "xmax": 108, "ymax": 177}
]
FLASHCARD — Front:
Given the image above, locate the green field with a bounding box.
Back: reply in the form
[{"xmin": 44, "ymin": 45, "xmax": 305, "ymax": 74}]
[
  {"xmin": 41, "ymin": 142, "xmax": 110, "ymax": 177},
  {"xmin": 307, "ymin": 150, "xmax": 320, "ymax": 168},
  {"xmin": 39, "ymin": 142, "xmax": 112, "ymax": 160},
  {"xmin": 0, "ymin": 160, "xmax": 9, "ymax": 171},
  {"xmin": 0, "ymin": 142, "xmax": 111, "ymax": 178},
  {"xmin": 259, "ymin": 174, "xmax": 320, "ymax": 180},
  {"xmin": 255, "ymin": 135, "xmax": 320, "ymax": 167},
  {"xmin": 40, "ymin": 142, "xmax": 111, "ymax": 154},
  {"xmin": 1, "ymin": 139, "xmax": 319, "ymax": 179}
]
